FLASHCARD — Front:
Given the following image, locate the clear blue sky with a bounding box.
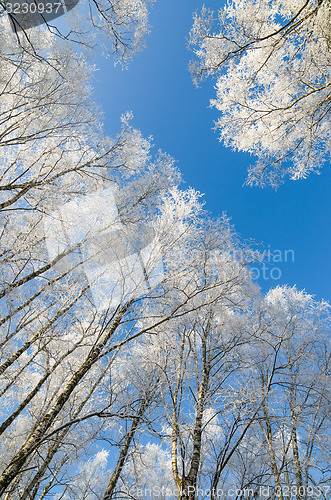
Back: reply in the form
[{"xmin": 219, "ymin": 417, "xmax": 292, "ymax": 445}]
[{"xmin": 91, "ymin": 0, "xmax": 331, "ymax": 302}]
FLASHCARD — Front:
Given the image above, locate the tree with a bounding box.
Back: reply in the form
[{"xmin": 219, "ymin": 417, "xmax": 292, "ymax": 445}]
[
  {"xmin": 119, "ymin": 286, "xmax": 330, "ymax": 500},
  {"xmin": 0, "ymin": 177, "xmax": 260, "ymax": 498},
  {"xmin": 0, "ymin": 3, "xmax": 330, "ymax": 498},
  {"xmin": 210, "ymin": 286, "xmax": 331, "ymax": 500},
  {"xmin": 240, "ymin": 287, "xmax": 331, "ymax": 500},
  {"xmin": 106, "ymin": 220, "xmax": 256, "ymax": 500},
  {"xmin": 0, "ymin": 0, "xmax": 154, "ymax": 63},
  {"xmin": 189, "ymin": 0, "xmax": 331, "ymax": 187},
  {"xmin": 144, "ymin": 221, "xmax": 258, "ymax": 500},
  {"xmin": 1, "ymin": 30, "xmax": 258, "ymax": 494},
  {"xmin": 0, "ymin": 21, "xmax": 176, "ymax": 496}
]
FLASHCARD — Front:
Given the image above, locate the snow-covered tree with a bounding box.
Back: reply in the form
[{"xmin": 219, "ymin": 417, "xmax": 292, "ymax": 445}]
[
  {"xmin": 116, "ymin": 229, "xmax": 261, "ymax": 500},
  {"xmin": 0, "ymin": 3, "xmax": 330, "ymax": 498},
  {"xmin": 0, "ymin": 25, "xmax": 257, "ymax": 496},
  {"xmin": 238, "ymin": 287, "xmax": 331, "ymax": 500},
  {"xmin": 118, "ymin": 286, "xmax": 330, "ymax": 500},
  {"xmin": 0, "ymin": 22, "xmax": 175, "ymax": 496},
  {"xmin": 0, "ymin": 0, "xmax": 154, "ymax": 62},
  {"xmin": 189, "ymin": 0, "xmax": 331, "ymax": 186}
]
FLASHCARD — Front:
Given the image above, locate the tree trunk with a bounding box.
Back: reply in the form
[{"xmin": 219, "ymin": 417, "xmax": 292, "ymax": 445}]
[
  {"xmin": 103, "ymin": 396, "xmax": 151, "ymax": 499},
  {"xmin": 0, "ymin": 301, "xmax": 132, "ymax": 497}
]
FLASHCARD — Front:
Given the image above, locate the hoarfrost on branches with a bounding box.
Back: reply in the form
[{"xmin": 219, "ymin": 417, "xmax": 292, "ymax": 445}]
[{"xmin": 189, "ymin": 0, "xmax": 331, "ymax": 186}]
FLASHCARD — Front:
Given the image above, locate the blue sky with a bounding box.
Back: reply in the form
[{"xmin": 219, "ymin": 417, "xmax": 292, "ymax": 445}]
[{"xmin": 91, "ymin": 0, "xmax": 331, "ymax": 302}]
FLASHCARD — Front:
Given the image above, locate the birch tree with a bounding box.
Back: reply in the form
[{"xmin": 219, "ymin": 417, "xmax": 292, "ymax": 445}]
[
  {"xmin": 0, "ymin": 47, "xmax": 256, "ymax": 494},
  {"xmin": 118, "ymin": 224, "xmax": 262, "ymax": 500},
  {"xmin": 238, "ymin": 287, "xmax": 331, "ymax": 500},
  {"xmin": 1, "ymin": 3, "xmax": 330, "ymax": 498},
  {"xmin": 0, "ymin": 0, "xmax": 154, "ymax": 63},
  {"xmin": 0, "ymin": 15, "xmax": 218, "ymax": 497},
  {"xmin": 189, "ymin": 0, "xmax": 331, "ymax": 186},
  {"xmin": 202, "ymin": 286, "xmax": 330, "ymax": 500},
  {"xmin": 119, "ymin": 286, "xmax": 330, "ymax": 500},
  {"xmin": 0, "ymin": 23, "xmax": 181, "ymax": 496}
]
